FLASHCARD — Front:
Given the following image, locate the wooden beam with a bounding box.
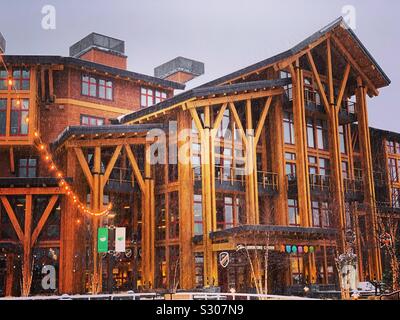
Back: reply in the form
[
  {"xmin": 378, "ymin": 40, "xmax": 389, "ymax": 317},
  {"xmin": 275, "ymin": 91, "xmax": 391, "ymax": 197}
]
[
  {"xmin": 188, "ymin": 107, "xmax": 204, "ymax": 137},
  {"xmin": 74, "ymin": 147, "xmax": 94, "ymax": 191},
  {"xmin": 331, "ymin": 34, "xmax": 379, "ymax": 97},
  {"xmin": 65, "ymin": 137, "xmax": 149, "ymax": 149},
  {"xmin": 0, "ymin": 196, "xmax": 24, "ymax": 242},
  {"xmin": 327, "ymin": 38, "xmax": 335, "ymax": 106},
  {"xmin": 22, "ymin": 194, "xmax": 32, "ymax": 296},
  {"xmin": 0, "ymin": 187, "xmax": 65, "ymax": 195},
  {"xmin": 31, "ymin": 195, "xmax": 59, "ymax": 246},
  {"xmin": 124, "ymin": 144, "xmax": 145, "ymax": 193},
  {"xmin": 255, "ymin": 96, "xmax": 273, "ymax": 146},
  {"xmin": 102, "ymin": 145, "xmax": 122, "ymax": 187},
  {"xmin": 212, "ymin": 103, "xmax": 228, "ymax": 132},
  {"xmin": 48, "ymin": 69, "xmax": 54, "ymax": 98},
  {"xmin": 228, "ymin": 102, "xmax": 248, "ymax": 148},
  {"xmin": 191, "ymin": 88, "xmax": 284, "ymax": 108},
  {"xmin": 336, "ymin": 64, "xmax": 351, "ymax": 112},
  {"xmin": 9, "ymin": 147, "xmax": 15, "ymax": 173},
  {"xmin": 306, "ymin": 51, "xmax": 331, "ymax": 116}
]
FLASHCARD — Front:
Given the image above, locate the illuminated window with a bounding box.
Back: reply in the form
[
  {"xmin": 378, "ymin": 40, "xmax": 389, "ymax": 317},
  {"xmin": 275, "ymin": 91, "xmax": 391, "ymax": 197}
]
[
  {"xmin": 155, "ymin": 194, "xmax": 166, "ymax": 240},
  {"xmin": 10, "ymin": 99, "xmax": 29, "ymax": 136},
  {"xmin": 12, "ymin": 68, "xmax": 30, "ymax": 90},
  {"xmin": 290, "ymin": 255, "xmax": 304, "ymax": 285}
]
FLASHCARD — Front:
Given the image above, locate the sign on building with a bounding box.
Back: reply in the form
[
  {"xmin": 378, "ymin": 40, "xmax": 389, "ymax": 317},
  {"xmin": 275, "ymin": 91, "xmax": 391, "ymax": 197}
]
[
  {"xmin": 98, "ymin": 227, "xmax": 109, "ymax": 253},
  {"xmin": 115, "ymin": 227, "xmax": 126, "ymax": 253}
]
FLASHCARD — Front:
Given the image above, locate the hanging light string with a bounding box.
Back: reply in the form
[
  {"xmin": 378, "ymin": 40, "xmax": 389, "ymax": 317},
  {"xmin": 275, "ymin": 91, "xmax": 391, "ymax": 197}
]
[{"xmin": 1, "ymin": 52, "xmax": 111, "ymax": 217}]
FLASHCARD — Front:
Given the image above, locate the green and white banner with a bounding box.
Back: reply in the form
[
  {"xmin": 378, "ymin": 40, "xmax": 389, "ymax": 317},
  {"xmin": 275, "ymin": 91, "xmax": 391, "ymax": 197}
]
[
  {"xmin": 98, "ymin": 227, "xmax": 109, "ymax": 253},
  {"xmin": 115, "ymin": 227, "xmax": 126, "ymax": 253}
]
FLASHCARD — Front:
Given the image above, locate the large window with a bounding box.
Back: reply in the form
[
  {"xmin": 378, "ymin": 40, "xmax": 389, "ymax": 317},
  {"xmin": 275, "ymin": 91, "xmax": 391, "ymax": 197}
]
[
  {"xmin": 12, "ymin": 68, "xmax": 30, "ymax": 90},
  {"xmin": 155, "ymin": 194, "xmax": 166, "ymax": 241},
  {"xmin": 339, "ymin": 125, "xmax": 346, "ymax": 154},
  {"xmin": 290, "ymin": 255, "xmax": 304, "ymax": 285},
  {"xmin": 216, "ymin": 193, "xmax": 245, "ymax": 230},
  {"xmin": 141, "ymin": 87, "xmax": 167, "ymax": 108},
  {"xmin": 194, "ymin": 253, "xmax": 204, "ymax": 288},
  {"xmin": 18, "ymin": 158, "xmax": 37, "ymax": 178},
  {"xmin": 0, "ymin": 69, "xmax": 8, "ymax": 90},
  {"xmin": 169, "ymin": 192, "xmax": 179, "ymax": 239},
  {"xmin": 306, "ymin": 118, "xmax": 315, "ymax": 148},
  {"xmin": 0, "ymin": 99, "xmax": 6, "ymax": 135},
  {"xmin": 82, "ymin": 74, "xmax": 113, "ymax": 100},
  {"xmin": 285, "ymin": 152, "xmax": 296, "ymax": 181},
  {"xmin": 194, "ymin": 194, "xmax": 203, "ymax": 236},
  {"xmin": 392, "ymin": 188, "xmax": 400, "ymax": 208},
  {"xmin": 316, "ymin": 119, "xmax": 328, "ymax": 150},
  {"xmin": 10, "ymin": 99, "xmax": 29, "ymax": 136},
  {"xmin": 312, "ymin": 201, "xmax": 331, "ymax": 228},
  {"xmin": 388, "ymin": 158, "xmax": 398, "ymax": 182},
  {"xmin": 283, "ymin": 112, "xmax": 295, "ymax": 145},
  {"xmin": 386, "ymin": 140, "xmax": 398, "ymax": 154},
  {"xmin": 288, "ymin": 199, "xmax": 300, "ymax": 226},
  {"xmin": 81, "ymin": 115, "xmax": 105, "ymax": 126}
]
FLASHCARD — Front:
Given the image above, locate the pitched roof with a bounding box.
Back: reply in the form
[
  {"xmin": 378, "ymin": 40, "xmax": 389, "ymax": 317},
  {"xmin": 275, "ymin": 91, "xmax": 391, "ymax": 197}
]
[
  {"xmin": 198, "ymin": 17, "xmax": 390, "ymax": 89},
  {"xmin": 117, "ymin": 78, "xmax": 291, "ymax": 124},
  {"xmin": 2, "ymin": 55, "xmax": 185, "ymax": 90}
]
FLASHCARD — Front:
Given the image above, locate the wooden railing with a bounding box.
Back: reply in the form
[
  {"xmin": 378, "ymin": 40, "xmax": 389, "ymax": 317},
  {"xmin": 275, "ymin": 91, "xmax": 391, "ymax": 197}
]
[
  {"xmin": 257, "ymin": 171, "xmax": 279, "ymax": 191},
  {"xmin": 309, "ymin": 174, "xmax": 330, "ymax": 191}
]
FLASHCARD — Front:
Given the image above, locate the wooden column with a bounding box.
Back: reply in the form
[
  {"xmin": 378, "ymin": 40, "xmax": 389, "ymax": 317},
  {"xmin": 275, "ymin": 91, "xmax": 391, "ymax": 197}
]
[
  {"xmin": 290, "ymin": 65, "xmax": 311, "ymax": 227},
  {"xmin": 5, "ymin": 254, "xmax": 14, "ymax": 297},
  {"xmin": 269, "ymin": 98, "xmax": 288, "ymax": 225},
  {"xmin": 59, "ymin": 149, "xmax": 77, "ymax": 294},
  {"xmin": 22, "ymin": 195, "xmax": 33, "ymax": 297},
  {"xmin": 356, "ymin": 77, "xmax": 382, "ymax": 280},
  {"xmin": 178, "ymin": 110, "xmax": 194, "ymax": 289},
  {"xmin": 91, "ymin": 146, "xmax": 102, "ymax": 293}
]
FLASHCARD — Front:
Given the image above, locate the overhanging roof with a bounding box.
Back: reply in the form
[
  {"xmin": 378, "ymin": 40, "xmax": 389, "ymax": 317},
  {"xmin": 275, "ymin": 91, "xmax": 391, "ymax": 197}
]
[
  {"xmin": 2, "ymin": 55, "xmax": 185, "ymax": 90},
  {"xmin": 51, "ymin": 124, "xmax": 165, "ymax": 150},
  {"xmin": 117, "ymin": 78, "xmax": 291, "ymax": 124},
  {"xmin": 199, "ymin": 17, "xmax": 390, "ymax": 89}
]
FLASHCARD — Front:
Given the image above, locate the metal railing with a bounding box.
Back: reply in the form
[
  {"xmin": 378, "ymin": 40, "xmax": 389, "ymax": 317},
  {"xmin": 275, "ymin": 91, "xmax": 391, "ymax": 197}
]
[
  {"xmin": 343, "ymin": 178, "xmax": 364, "ymax": 194},
  {"xmin": 309, "ymin": 174, "xmax": 330, "ymax": 191},
  {"xmin": 257, "ymin": 171, "xmax": 279, "ymax": 191},
  {"xmin": 340, "ymin": 100, "xmax": 357, "ymax": 116},
  {"xmin": 171, "ymin": 292, "xmax": 318, "ymax": 300},
  {"xmin": 215, "ymin": 165, "xmax": 246, "ymax": 186}
]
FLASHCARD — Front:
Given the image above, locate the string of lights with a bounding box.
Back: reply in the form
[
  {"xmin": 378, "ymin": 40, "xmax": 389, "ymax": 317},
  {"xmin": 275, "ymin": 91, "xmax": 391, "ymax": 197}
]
[{"xmin": 0, "ymin": 52, "xmax": 112, "ymax": 217}]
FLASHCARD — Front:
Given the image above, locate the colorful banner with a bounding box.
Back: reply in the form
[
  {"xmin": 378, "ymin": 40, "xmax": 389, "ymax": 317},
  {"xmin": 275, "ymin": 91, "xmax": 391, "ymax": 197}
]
[
  {"xmin": 98, "ymin": 227, "xmax": 109, "ymax": 253},
  {"xmin": 115, "ymin": 227, "xmax": 126, "ymax": 253}
]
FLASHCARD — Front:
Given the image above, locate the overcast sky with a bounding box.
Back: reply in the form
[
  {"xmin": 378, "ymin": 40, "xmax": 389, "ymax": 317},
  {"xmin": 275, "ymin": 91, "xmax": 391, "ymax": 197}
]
[{"xmin": 1, "ymin": 0, "xmax": 398, "ymax": 131}]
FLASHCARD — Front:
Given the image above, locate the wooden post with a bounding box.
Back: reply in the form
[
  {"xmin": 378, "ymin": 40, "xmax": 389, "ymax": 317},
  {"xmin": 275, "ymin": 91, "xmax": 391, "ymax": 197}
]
[
  {"xmin": 5, "ymin": 254, "xmax": 14, "ymax": 297},
  {"xmin": 178, "ymin": 110, "xmax": 194, "ymax": 289},
  {"xmin": 22, "ymin": 195, "xmax": 33, "ymax": 297},
  {"xmin": 92, "ymin": 146, "xmax": 101, "ymax": 293},
  {"xmin": 356, "ymin": 77, "xmax": 382, "ymax": 280},
  {"xmin": 290, "ymin": 64, "xmax": 311, "ymax": 227}
]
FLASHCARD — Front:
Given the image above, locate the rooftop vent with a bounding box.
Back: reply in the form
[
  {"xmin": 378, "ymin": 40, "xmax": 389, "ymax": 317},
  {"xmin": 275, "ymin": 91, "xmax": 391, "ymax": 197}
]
[
  {"xmin": 0, "ymin": 32, "xmax": 5, "ymax": 53},
  {"xmin": 69, "ymin": 33, "xmax": 127, "ymax": 69},
  {"xmin": 154, "ymin": 56, "xmax": 205, "ymax": 84}
]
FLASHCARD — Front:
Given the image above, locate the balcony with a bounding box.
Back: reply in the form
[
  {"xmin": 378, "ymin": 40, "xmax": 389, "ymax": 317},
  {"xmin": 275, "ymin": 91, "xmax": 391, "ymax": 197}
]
[
  {"xmin": 286, "ymin": 174, "xmax": 298, "ymax": 195},
  {"xmin": 215, "ymin": 166, "xmax": 245, "ymax": 191},
  {"xmin": 257, "ymin": 171, "xmax": 279, "ymax": 195},
  {"xmin": 338, "ymin": 100, "xmax": 358, "ymax": 125},
  {"xmin": 304, "ymin": 90, "xmax": 325, "ymax": 114},
  {"xmin": 343, "ymin": 178, "xmax": 364, "ymax": 201},
  {"xmin": 309, "ymin": 174, "xmax": 330, "ymax": 197}
]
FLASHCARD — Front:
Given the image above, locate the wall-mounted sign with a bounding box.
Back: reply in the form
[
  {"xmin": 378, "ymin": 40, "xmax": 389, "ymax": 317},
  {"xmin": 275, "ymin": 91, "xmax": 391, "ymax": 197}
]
[
  {"xmin": 98, "ymin": 227, "xmax": 109, "ymax": 253},
  {"xmin": 219, "ymin": 252, "xmax": 230, "ymax": 268},
  {"xmin": 115, "ymin": 227, "xmax": 126, "ymax": 253}
]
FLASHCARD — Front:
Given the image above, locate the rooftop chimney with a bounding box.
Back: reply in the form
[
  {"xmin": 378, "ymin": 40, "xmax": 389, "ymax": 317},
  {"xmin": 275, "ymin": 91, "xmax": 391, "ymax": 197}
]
[
  {"xmin": 154, "ymin": 56, "xmax": 204, "ymax": 84},
  {"xmin": 0, "ymin": 32, "xmax": 5, "ymax": 54},
  {"xmin": 69, "ymin": 33, "xmax": 127, "ymax": 70}
]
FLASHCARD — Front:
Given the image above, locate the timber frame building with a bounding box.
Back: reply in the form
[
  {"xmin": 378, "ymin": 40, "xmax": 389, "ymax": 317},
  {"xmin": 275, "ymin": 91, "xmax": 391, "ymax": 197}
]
[{"xmin": 0, "ymin": 18, "xmax": 398, "ymax": 296}]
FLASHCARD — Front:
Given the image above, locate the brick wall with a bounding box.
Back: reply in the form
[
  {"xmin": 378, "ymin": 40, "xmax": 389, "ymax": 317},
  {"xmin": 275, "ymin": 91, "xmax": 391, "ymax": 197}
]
[{"xmin": 79, "ymin": 48, "xmax": 127, "ymax": 70}]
